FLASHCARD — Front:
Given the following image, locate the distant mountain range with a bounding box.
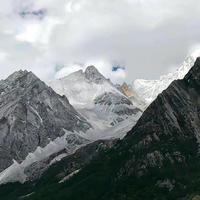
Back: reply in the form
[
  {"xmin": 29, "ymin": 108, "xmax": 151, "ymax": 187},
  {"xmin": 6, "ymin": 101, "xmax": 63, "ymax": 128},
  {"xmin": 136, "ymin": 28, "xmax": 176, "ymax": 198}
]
[
  {"xmin": 0, "ymin": 54, "xmax": 198, "ymax": 200},
  {"xmin": 116, "ymin": 55, "xmax": 196, "ymax": 109},
  {"xmin": 134, "ymin": 55, "xmax": 196, "ymax": 104},
  {"xmin": 0, "ymin": 64, "xmax": 143, "ymax": 185},
  {"xmin": 49, "ymin": 65, "xmax": 142, "ymax": 139},
  {"xmin": 0, "ymin": 70, "xmax": 91, "ymax": 184}
]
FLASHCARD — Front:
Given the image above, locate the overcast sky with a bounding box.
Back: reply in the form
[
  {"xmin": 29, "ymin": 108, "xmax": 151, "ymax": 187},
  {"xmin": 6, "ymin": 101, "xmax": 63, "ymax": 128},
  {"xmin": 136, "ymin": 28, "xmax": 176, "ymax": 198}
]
[{"xmin": 0, "ymin": 0, "xmax": 200, "ymax": 83}]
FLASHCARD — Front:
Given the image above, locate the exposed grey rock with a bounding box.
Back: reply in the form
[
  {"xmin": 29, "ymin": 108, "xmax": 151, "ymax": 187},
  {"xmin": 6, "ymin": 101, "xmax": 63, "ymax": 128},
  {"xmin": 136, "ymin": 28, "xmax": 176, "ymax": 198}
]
[
  {"xmin": 94, "ymin": 92, "xmax": 133, "ymax": 106},
  {"xmin": 116, "ymin": 82, "xmax": 134, "ymax": 98},
  {"xmin": 117, "ymin": 57, "xmax": 200, "ymax": 180},
  {"xmin": 50, "ymin": 65, "xmax": 142, "ymax": 128},
  {"xmin": 94, "ymin": 92, "xmax": 141, "ymax": 125},
  {"xmin": 27, "ymin": 139, "xmax": 117, "ymax": 183},
  {"xmin": 84, "ymin": 66, "xmax": 107, "ymax": 84},
  {"xmin": 116, "ymin": 82, "xmax": 147, "ymax": 111},
  {"xmin": 0, "ymin": 70, "xmax": 91, "ymax": 173},
  {"xmin": 156, "ymin": 179, "xmax": 175, "ymax": 191},
  {"xmin": 24, "ymin": 134, "xmax": 90, "ymax": 182}
]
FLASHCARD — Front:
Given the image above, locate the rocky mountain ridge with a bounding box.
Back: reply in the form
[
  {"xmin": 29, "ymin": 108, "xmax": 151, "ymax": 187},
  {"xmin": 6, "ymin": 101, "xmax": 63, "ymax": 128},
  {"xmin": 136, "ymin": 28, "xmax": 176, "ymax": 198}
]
[
  {"xmin": 134, "ymin": 56, "xmax": 196, "ymax": 104},
  {"xmin": 0, "ymin": 70, "xmax": 91, "ymax": 184},
  {"xmin": 50, "ymin": 65, "xmax": 142, "ymax": 132},
  {"xmin": 7, "ymin": 57, "xmax": 200, "ymax": 200}
]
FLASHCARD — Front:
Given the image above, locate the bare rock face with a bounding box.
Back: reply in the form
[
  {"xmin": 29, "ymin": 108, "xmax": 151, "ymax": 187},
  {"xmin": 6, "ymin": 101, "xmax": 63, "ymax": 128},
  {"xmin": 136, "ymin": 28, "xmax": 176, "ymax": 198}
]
[
  {"xmin": 116, "ymin": 82, "xmax": 147, "ymax": 111},
  {"xmin": 94, "ymin": 92, "xmax": 141, "ymax": 125},
  {"xmin": 94, "ymin": 92, "xmax": 133, "ymax": 106},
  {"xmin": 117, "ymin": 82, "xmax": 134, "ymax": 98},
  {"xmin": 84, "ymin": 65, "xmax": 107, "ymax": 84},
  {"xmin": 0, "ymin": 70, "xmax": 91, "ymax": 173},
  {"xmin": 117, "ymin": 57, "xmax": 200, "ymax": 182}
]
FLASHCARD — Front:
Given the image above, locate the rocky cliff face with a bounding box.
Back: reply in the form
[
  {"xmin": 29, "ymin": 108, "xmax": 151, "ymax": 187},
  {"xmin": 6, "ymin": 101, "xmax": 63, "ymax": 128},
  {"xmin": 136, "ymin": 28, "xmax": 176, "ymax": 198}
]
[
  {"xmin": 112, "ymin": 57, "xmax": 200, "ymax": 198},
  {"xmin": 116, "ymin": 82, "xmax": 147, "ymax": 111},
  {"xmin": 84, "ymin": 65, "xmax": 108, "ymax": 84},
  {"xmin": 117, "ymin": 82, "xmax": 134, "ymax": 97},
  {"xmin": 94, "ymin": 92, "xmax": 140, "ymax": 125},
  {"xmin": 120, "ymin": 57, "xmax": 200, "ymax": 178},
  {"xmin": 0, "ymin": 70, "xmax": 91, "ymax": 177}
]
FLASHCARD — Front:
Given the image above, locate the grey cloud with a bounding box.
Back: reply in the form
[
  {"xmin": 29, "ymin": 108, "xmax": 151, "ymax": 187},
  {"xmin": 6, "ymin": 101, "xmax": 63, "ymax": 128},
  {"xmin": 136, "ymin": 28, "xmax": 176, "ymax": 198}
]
[
  {"xmin": 0, "ymin": 0, "xmax": 200, "ymax": 83},
  {"xmin": 19, "ymin": 9, "xmax": 47, "ymax": 20}
]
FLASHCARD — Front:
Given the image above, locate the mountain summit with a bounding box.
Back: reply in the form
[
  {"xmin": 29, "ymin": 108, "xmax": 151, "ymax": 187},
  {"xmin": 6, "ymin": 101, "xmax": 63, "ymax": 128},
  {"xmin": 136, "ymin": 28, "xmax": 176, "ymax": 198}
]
[
  {"xmin": 185, "ymin": 57, "xmax": 200, "ymax": 85},
  {"xmin": 84, "ymin": 65, "xmax": 107, "ymax": 84},
  {"xmin": 50, "ymin": 66, "xmax": 142, "ymax": 137},
  {"xmin": 0, "ymin": 70, "xmax": 91, "ymax": 184},
  {"xmin": 134, "ymin": 55, "xmax": 196, "ymax": 104}
]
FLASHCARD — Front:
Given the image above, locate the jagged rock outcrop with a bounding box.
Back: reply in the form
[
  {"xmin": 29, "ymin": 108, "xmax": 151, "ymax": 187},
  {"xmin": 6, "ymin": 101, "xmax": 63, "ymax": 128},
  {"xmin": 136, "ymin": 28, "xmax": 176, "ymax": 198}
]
[
  {"xmin": 117, "ymin": 58, "xmax": 200, "ymax": 180},
  {"xmin": 0, "ymin": 70, "xmax": 91, "ymax": 175},
  {"xmin": 116, "ymin": 82, "xmax": 147, "ymax": 111},
  {"xmin": 94, "ymin": 92, "xmax": 140, "ymax": 125},
  {"xmin": 23, "ymin": 133, "xmax": 90, "ymax": 182},
  {"xmin": 84, "ymin": 65, "xmax": 108, "ymax": 84},
  {"xmin": 117, "ymin": 82, "xmax": 134, "ymax": 97}
]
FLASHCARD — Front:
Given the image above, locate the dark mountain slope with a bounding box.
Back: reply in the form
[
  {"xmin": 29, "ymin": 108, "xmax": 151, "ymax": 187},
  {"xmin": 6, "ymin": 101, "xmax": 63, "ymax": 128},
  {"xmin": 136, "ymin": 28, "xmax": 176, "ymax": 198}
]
[
  {"xmin": 2, "ymin": 58, "xmax": 200, "ymax": 199},
  {"xmin": 0, "ymin": 139, "xmax": 117, "ymax": 200}
]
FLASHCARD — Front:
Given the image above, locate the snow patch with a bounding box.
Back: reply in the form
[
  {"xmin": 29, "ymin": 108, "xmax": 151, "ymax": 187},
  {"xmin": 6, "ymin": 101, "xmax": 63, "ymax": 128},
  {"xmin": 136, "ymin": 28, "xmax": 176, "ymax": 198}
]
[
  {"xmin": 134, "ymin": 56, "xmax": 195, "ymax": 104},
  {"xmin": 0, "ymin": 130, "xmax": 88, "ymax": 185},
  {"xmin": 59, "ymin": 169, "xmax": 81, "ymax": 183}
]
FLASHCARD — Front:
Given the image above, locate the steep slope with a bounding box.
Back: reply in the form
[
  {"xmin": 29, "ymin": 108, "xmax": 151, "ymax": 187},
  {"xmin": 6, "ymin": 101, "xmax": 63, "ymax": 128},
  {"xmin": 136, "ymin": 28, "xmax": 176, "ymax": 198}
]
[
  {"xmin": 134, "ymin": 56, "xmax": 195, "ymax": 104},
  {"xmin": 8, "ymin": 57, "xmax": 200, "ymax": 200},
  {"xmin": 50, "ymin": 66, "xmax": 119, "ymax": 107},
  {"xmin": 0, "ymin": 139, "xmax": 117, "ymax": 200},
  {"xmin": 0, "ymin": 70, "xmax": 91, "ymax": 184},
  {"xmin": 116, "ymin": 82, "xmax": 147, "ymax": 110},
  {"xmin": 50, "ymin": 66, "xmax": 142, "ymax": 138},
  {"xmin": 116, "ymin": 82, "xmax": 134, "ymax": 97}
]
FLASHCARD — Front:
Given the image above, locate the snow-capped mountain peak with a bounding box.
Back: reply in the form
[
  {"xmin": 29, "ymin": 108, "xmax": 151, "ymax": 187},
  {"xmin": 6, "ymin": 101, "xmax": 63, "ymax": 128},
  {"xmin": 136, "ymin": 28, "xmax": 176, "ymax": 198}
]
[
  {"xmin": 50, "ymin": 66, "xmax": 118, "ymax": 107},
  {"xmin": 50, "ymin": 66, "xmax": 142, "ymax": 133},
  {"xmin": 84, "ymin": 65, "xmax": 107, "ymax": 84},
  {"xmin": 134, "ymin": 55, "xmax": 196, "ymax": 104},
  {"xmin": 3, "ymin": 70, "xmax": 35, "ymax": 84},
  {"xmin": 0, "ymin": 70, "xmax": 92, "ymax": 184}
]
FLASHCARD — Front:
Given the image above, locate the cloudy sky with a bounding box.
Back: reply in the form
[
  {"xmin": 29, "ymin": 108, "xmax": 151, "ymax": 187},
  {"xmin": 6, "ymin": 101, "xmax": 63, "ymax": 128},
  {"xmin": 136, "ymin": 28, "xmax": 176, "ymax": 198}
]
[{"xmin": 0, "ymin": 0, "xmax": 200, "ymax": 83}]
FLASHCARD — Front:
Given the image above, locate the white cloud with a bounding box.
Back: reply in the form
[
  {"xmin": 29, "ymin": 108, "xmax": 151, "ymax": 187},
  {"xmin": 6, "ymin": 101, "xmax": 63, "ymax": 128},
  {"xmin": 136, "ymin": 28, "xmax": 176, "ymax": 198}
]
[
  {"xmin": 55, "ymin": 59, "xmax": 126, "ymax": 83},
  {"xmin": 55, "ymin": 64, "xmax": 83, "ymax": 79},
  {"xmin": 0, "ymin": 52, "xmax": 8, "ymax": 61},
  {"xmin": 84, "ymin": 59, "xmax": 126, "ymax": 83},
  {"xmin": 16, "ymin": 17, "xmax": 62, "ymax": 44},
  {"xmin": 0, "ymin": 0, "xmax": 200, "ymax": 83},
  {"xmin": 188, "ymin": 44, "xmax": 200, "ymax": 58}
]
